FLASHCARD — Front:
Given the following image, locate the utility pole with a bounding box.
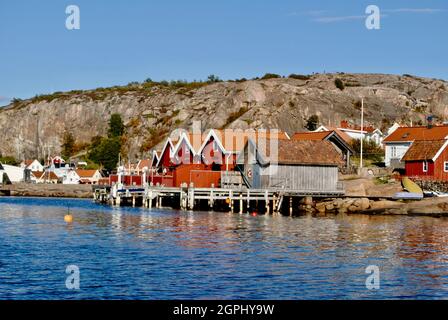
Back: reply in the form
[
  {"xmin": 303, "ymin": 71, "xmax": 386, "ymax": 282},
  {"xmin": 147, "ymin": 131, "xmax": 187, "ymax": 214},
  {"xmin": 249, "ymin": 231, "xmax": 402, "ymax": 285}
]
[{"xmin": 360, "ymin": 98, "xmax": 364, "ymax": 170}]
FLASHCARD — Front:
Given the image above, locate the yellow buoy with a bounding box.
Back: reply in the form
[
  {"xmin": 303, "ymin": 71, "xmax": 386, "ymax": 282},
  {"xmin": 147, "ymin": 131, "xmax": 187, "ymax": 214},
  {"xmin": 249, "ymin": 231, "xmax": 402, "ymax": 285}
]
[
  {"xmin": 64, "ymin": 214, "xmax": 73, "ymax": 223},
  {"xmin": 225, "ymin": 198, "xmax": 231, "ymax": 204}
]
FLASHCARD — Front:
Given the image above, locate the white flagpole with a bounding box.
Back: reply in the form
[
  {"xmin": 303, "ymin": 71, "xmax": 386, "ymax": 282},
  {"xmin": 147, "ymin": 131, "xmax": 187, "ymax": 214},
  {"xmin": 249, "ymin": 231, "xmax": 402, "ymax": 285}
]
[{"xmin": 360, "ymin": 98, "xmax": 364, "ymax": 169}]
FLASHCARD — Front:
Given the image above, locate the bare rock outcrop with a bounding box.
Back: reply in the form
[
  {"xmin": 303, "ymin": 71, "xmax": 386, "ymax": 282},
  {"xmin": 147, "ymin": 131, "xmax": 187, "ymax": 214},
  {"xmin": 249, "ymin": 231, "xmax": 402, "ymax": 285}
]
[{"xmin": 1, "ymin": 73, "xmax": 447, "ymax": 160}]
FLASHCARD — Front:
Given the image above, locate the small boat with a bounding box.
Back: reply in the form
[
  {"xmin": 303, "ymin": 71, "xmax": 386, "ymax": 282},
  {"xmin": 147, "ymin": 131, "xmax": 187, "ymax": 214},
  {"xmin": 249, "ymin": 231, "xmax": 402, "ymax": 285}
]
[
  {"xmin": 393, "ymin": 192, "xmax": 424, "ymax": 200},
  {"xmin": 401, "ymin": 177, "xmax": 423, "ymax": 194}
]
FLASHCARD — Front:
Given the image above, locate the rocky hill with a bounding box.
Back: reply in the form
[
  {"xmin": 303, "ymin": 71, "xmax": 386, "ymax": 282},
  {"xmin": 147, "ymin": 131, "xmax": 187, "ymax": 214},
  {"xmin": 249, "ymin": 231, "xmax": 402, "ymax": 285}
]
[{"xmin": 1, "ymin": 73, "xmax": 447, "ymax": 161}]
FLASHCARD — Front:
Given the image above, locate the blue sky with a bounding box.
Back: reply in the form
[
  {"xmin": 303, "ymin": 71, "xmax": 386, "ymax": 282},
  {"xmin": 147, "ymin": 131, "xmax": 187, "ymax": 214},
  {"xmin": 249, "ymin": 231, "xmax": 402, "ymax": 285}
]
[{"xmin": 1, "ymin": 0, "xmax": 447, "ymax": 105}]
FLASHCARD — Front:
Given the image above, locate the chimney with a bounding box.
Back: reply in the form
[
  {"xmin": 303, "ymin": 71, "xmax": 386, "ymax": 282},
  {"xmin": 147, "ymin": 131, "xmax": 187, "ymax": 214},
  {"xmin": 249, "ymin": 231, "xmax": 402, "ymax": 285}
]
[{"xmin": 427, "ymin": 115, "xmax": 433, "ymax": 129}]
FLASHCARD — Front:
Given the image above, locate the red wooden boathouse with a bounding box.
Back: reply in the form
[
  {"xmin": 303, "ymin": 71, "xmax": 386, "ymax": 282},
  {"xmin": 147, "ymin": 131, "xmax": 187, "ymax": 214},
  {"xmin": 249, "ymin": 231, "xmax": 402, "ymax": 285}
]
[{"xmin": 402, "ymin": 139, "xmax": 448, "ymax": 181}]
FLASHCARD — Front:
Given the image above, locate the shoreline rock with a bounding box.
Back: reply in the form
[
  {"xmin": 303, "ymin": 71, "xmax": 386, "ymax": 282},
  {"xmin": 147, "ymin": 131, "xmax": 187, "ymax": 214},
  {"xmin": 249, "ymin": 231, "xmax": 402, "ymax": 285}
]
[
  {"xmin": 312, "ymin": 196, "xmax": 448, "ymax": 217},
  {"xmin": 0, "ymin": 183, "xmax": 92, "ymax": 199}
]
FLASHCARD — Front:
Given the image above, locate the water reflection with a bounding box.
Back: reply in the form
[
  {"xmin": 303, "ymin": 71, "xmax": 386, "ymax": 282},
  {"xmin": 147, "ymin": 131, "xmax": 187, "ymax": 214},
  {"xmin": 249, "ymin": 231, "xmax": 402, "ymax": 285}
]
[{"xmin": 0, "ymin": 197, "xmax": 448, "ymax": 299}]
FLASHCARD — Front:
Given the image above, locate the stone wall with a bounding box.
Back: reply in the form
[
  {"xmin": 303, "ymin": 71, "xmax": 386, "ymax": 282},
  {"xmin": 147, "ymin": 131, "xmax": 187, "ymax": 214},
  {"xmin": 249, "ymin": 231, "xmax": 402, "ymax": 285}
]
[
  {"xmin": 414, "ymin": 179, "xmax": 448, "ymax": 193},
  {"xmin": 0, "ymin": 183, "xmax": 93, "ymax": 198}
]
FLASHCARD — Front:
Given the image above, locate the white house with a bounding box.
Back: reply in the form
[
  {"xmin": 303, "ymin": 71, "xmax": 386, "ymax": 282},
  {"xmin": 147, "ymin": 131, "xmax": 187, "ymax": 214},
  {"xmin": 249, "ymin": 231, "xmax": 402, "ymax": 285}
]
[
  {"xmin": 20, "ymin": 159, "xmax": 44, "ymax": 172},
  {"xmin": 62, "ymin": 169, "xmax": 103, "ymax": 184},
  {"xmin": 48, "ymin": 156, "xmax": 66, "ymax": 168},
  {"xmin": 75, "ymin": 169, "xmax": 103, "ymax": 184},
  {"xmin": 62, "ymin": 170, "xmax": 81, "ymax": 184},
  {"xmin": 0, "ymin": 164, "xmax": 25, "ymax": 183},
  {"xmin": 315, "ymin": 122, "xmax": 385, "ymax": 146}
]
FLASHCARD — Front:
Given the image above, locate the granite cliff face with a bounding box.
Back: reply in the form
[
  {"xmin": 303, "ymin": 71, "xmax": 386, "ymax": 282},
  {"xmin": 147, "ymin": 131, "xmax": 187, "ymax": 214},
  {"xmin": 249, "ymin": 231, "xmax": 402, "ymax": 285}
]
[{"xmin": 1, "ymin": 73, "xmax": 447, "ymax": 161}]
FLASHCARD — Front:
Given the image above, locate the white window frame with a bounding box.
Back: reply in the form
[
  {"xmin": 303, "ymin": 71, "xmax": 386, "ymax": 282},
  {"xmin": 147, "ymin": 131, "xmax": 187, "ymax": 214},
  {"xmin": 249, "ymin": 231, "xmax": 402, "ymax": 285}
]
[
  {"xmin": 423, "ymin": 161, "xmax": 428, "ymax": 173},
  {"xmin": 444, "ymin": 161, "xmax": 448, "ymax": 173},
  {"xmin": 391, "ymin": 146, "xmax": 397, "ymax": 158}
]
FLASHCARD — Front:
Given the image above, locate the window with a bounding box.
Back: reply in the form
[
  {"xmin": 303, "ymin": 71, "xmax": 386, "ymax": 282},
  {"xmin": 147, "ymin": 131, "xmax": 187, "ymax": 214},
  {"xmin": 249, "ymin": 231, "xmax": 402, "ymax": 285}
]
[
  {"xmin": 391, "ymin": 146, "xmax": 397, "ymax": 158},
  {"xmin": 423, "ymin": 161, "xmax": 428, "ymax": 173},
  {"xmin": 444, "ymin": 162, "xmax": 448, "ymax": 173}
]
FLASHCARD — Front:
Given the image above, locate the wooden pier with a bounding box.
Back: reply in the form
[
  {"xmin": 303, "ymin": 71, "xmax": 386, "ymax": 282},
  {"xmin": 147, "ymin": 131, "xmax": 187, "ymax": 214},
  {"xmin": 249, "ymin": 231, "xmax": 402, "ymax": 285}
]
[{"xmin": 93, "ymin": 183, "xmax": 345, "ymax": 215}]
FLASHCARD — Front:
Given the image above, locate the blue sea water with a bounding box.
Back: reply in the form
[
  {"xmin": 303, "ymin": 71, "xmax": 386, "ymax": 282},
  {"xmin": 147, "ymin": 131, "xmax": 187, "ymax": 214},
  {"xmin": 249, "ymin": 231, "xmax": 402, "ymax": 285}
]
[{"xmin": 0, "ymin": 197, "xmax": 447, "ymax": 300}]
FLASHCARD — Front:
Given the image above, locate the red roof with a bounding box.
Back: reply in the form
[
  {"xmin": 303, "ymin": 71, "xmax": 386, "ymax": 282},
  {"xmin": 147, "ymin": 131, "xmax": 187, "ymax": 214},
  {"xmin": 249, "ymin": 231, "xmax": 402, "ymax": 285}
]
[
  {"xmin": 401, "ymin": 140, "xmax": 447, "ymax": 161},
  {"xmin": 297, "ymin": 129, "xmax": 352, "ymax": 145},
  {"xmin": 340, "ymin": 120, "xmax": 376, "ymax": 133},
  {"xmin": 137, "ymin": 159, "xmax": 150, "ymax": 170},
  {"xmin": 213, "ymin": 129, "xmax": 290, "ymax": 153},
  {"xmin": 31, "ymin": 171, "xmax": 44, "ymax": 179},
  {"xmin": 33, "ymin": 171, "xmax": 59, "ymax": 180},
  {"xmin": 173, "ymin": 129, "xmax": 290, "ymax": 154},
  {"xmin": 383, "ymin": 125, "xmax": 448, "ymax": 143},
  {"xmin": 75, "ymin": 169, "xmax": 100, "ymax": 178},
  {"xmin": 292, "ymin": 131, "xmax": 332, "ymax": 141},
  {"xmin": 23, "ymin": 160, "xmax": 35, "ymax": 167}
]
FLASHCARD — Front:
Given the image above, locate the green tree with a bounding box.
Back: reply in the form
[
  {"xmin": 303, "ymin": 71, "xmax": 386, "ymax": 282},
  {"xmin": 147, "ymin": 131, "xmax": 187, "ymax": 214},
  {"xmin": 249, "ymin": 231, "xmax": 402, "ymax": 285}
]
[
  {"xmin": 0, "ymin": 155, "xmax": 18, "ymax": 166},
  {"xmin": 350, "ymin": 139, "xmax": 384, "ymax": 163},
  {"xmin": 261, "ymin": 73, "xmax": 281, "ymax": 80},
  {"xmin": 95, "ymin": 137, "xmax": 122, "ymax": 172},
  {"xmin": 207, "ymin": 74, "xmax": 222, "ymax": 83},
  {"xmin": 305, "ymin": 115, "xmax": 320, "ymax": 131},
  {"xmin": 89, "ymin": 114, "xmax": 125, "ymax": 171},
  {"xmin": 88, "ymin": 136, "xmax": 103, "ymax": 164},
  {"xmin": 108, "ymin": 113, "xmax": 125, "ymax": 137},
  {"xmin": 61, "ymin": 130, "xmax": 76, "ymax": 159}
]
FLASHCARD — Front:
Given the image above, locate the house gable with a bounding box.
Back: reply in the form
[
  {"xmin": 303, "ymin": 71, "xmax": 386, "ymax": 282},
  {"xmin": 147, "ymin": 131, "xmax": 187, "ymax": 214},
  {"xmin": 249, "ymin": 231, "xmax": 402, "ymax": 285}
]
[
  {"xmin": 171, "ymin": 133, "xmax": 197, "ymax": 165},
  {"xmin": 156, "ymin": 138, "xmax": 175, "ymax": 167}
]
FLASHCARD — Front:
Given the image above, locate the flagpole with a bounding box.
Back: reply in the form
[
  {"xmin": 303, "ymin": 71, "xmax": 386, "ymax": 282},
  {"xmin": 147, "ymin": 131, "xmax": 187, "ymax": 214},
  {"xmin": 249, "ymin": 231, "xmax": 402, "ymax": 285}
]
[{"xmin": 360, "ymin": 98, "xmax": 364, "ymax": 170}]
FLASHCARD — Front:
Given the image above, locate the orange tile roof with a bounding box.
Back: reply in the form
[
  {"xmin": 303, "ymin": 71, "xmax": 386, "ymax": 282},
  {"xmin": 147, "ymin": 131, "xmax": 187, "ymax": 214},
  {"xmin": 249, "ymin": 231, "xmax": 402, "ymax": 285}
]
[
  {"xmin": 316, "ymin": 128, "xmax": 353, "ymax": 144},
  {"xmin": 292, "ymin": 131, "xmax": 332, "ymax": 141},
  {"xmin": 75, "ymin": 169, "xmax": 100, "ymax": 178},
  {"xmin": 401, "ymin": 140, "xmax": 447, "ymax": 161},
  {"xmin": 23, "ymin": 160, "xmax": 35, "ymax": 167},
  {"xmin": 383, "ymin": 125, "xmax": 448, "ymax": 143},
  {"xmin": 214, "ymin": 129, "xmax": 290, "ymax": 153},
  {"xmin": 33, "ymin": 171, "xmax": 59, "ymax": 180},
  {"xmin": 257, "ymin": 139, "xmax": 344, "ymax": 166},
  {"xmin": 137, "ymin": 159, "xmax": 151, "ymax": 170},
  {"xmin": 294, "ymin": 130, "xmax": 353, "ymax": 145},
  {"xmin": 340, "ymin": 123, "xmax": 376, "ymax": 133},
  {"xmin": 169, "ymin": 129, "xmax": 290, "ymax": 154},
  {"xmin": 333, "ymin": 129, "xmax": 353, "ymax": 144},
  {"xmin": 32, "ymin": 171, "xmax": 44, "ymax": 179}
]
